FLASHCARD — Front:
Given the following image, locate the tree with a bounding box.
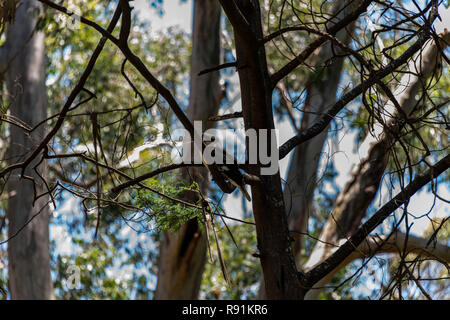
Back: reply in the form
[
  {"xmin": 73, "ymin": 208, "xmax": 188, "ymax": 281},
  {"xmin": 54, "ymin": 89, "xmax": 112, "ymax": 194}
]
[
  {"xmin": 0, "ymin": 0, "xmax": 53, "ymax": 299},
  {"xmin": 1, "ymin": 0, "xmax": 449, "ymax": 300}
]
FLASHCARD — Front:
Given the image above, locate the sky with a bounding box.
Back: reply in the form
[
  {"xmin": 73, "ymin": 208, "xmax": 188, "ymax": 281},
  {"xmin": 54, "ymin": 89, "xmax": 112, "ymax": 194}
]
[{"xmin": 133, "ymin": 0, "xmax": 193, "ymax": 34}]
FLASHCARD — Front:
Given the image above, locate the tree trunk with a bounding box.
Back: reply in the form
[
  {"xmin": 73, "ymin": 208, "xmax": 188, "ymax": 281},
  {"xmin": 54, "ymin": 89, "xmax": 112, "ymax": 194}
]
[
  {"xmin": 283, "ymin": 0, "xmax": 358, "ymax": 266},
  {"xmin": 154, "ymin": 0, "xmax": 222, "ymax": 299},
  {"xmin": 255, "ymin": 2, "xmax": 359, "ymax": 298},
  {"xmin": 3, "ymin": 0, "xmax": 53, "ymax": 299},
  {"xmin": 231, "ymin": 0, "xmax": 305, "ymax": 299},
  {"xmin": 256, "ymin": 0, "xmax": 359, "ymax": 299}
]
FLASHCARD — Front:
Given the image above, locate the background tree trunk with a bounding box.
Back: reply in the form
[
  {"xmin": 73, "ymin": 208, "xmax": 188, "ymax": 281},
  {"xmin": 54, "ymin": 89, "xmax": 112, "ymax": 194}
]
[
  {"xmin": 303, "ymin": 29, "xmax": 450, "ymax": 300},
  {"xmin": 3, "ymin": 0, "xmax": 53, "ymax": 299},
  {"xmin": 154, "ymin": 0, "xmax": 222, "ymax": 299},
  {"xmin": 283, "ymin": 0, "xmax": 358, "ymax": 266}
]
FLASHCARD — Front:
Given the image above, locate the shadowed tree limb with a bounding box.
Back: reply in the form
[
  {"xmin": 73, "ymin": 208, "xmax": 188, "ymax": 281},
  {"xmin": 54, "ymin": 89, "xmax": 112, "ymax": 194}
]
[
  {"xmin": 304, "ymin": 230, "xmax": 450, "ymax": 299},
  {"xmin": 278, "ymin": 27, "xmax": 434, "ymax": 160},
  {"xmin": 304, "ymin": 154, "xmax": 450, "ymax": 288}
]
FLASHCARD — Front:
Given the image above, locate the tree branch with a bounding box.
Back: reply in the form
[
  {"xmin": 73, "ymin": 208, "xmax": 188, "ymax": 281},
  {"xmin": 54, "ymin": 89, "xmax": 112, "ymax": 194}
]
[
  {"xmin": 305, "ymin": 154, "xmax": 450, "ymax": 287},
  {"xmin": 208, "ymin": 111, "xmax": 243, "ymax": 122},
  {"xmin": 278, "ymin": 29, "xmax": 431, "ymax": 160},
  {"xmin": 110, "ymin": 163, "xmax": 203, "ymax": 194},
  {"xmin": 304, "ymin": 230, "xmax": 450, "ymax": 299},
  {"xmin": 270, "ymin": 0, "xmax": 373, "ymax": 87},
  {"xmin": 198, "ymin": 62, "xmax": 237, "ymax": 76},
  {"xmin": 38, "ymin": 0, "xmax": 120, "ymax": 44},
  {"xmin": 0, "ymin": 3, "xmax": 122, "ymax": 179},
  {"xmin": 30, "ymin": 0, "xmax": 239, "ymax": 197}
]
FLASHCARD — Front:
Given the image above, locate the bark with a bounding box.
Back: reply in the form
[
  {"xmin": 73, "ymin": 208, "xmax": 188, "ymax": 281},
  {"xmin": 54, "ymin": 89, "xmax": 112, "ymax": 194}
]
[
  {"xmin": 303, "ymin": 28, "xmax": 450, "ymax": 299},
  {"xmin": 303, "ymin": 154, "xmax": 449, "ymax": 288},
  {"xmin": 229, "ymin": 0, "xmax": 305, "ymax": 299},
  {"xmin": 256, "ymin": 1, "xmax": 360, "ymax": 298},
  {"xmin": 154, "ymin": 0, "xmax": 222, "ymax": 299},
  {"xmin": 3, "ymin": 0, "xmax": 53, "ymax": 299}
]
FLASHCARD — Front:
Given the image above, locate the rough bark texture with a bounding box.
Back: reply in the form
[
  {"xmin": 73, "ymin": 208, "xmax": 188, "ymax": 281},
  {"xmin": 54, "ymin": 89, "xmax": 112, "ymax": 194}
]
[
  {"xmin": 154, "ymin": 0, "xmax": 222, "ymax": 299},
  {"xmin": 4, "ymin": 0, "xmax": 53, "ymax": 299},
  {"xmin": 230, "ymin": 0, "xmax": 305, "ymax": 299},
  {"xmin": 303, "ymin": 29, "xmax": 450, "ymax": 299}
]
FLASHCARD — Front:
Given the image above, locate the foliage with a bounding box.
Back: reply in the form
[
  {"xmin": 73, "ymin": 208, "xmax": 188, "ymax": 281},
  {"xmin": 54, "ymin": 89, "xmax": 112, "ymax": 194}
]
[
  {"xmin": 132, "ymin": 180, "xmax": 203, "ymax": 232},
  {"xmin": 40, "ymin": 0, "xmax": 190, "ymax": 299}
]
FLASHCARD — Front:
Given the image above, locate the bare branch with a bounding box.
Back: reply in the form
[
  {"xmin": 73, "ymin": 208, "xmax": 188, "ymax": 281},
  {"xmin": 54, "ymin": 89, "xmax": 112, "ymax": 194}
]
[
  {"xmin": 278, "ymin": 29, "xmax": 432, "ymax": 160},
  {"xmin": 198, "ymin": 62, "xmax": 237, "ymax": 76},
  {"xmin": 0, "ymin": 3, "xmax": 122, "ymax": 178},
  {"xmin": 270, "ymin": 0, "xmax": 373, "ymax": 87},
  {"xmin": 110, "ymin": 163, "xmax": 203, "ymax": 194},
  {"xmin": 208, "ymin": 111, "xmax": 243, "ymax": 122},
  {"xmin": 305, "ymin": 154, "xmax": 450, "ymax": 288}
]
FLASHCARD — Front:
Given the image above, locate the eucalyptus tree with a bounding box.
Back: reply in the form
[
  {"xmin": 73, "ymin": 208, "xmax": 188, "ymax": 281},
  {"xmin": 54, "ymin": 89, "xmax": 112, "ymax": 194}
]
[
  {"xmin": 0, "ymin": 0, "xmax": 449, "ymax": 300},
  {"xmin": 1, "ymin": 0, "xmax": 189, "ymax": 299},
  {"xmin": 0, "ymin": 0, "xmax": 53, "ymax": 299}
]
